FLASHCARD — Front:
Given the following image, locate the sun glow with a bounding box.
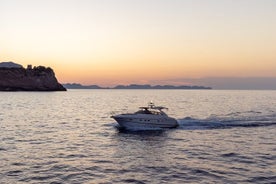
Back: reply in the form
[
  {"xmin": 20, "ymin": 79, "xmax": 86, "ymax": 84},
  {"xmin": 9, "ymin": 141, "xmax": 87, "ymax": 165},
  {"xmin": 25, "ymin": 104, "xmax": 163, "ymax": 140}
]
[{"xmin": 1, "ymin": 0, "xmax": 276, "ymax": 86}]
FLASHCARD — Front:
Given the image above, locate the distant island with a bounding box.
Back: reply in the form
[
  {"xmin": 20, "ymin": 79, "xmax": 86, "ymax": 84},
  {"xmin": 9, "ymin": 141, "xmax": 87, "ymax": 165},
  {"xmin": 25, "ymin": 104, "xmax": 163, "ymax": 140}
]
[
  {"xmin": 0, "ymin": 62, "xmax": 66, "ymax": 91},
  {"xmin": 63, "ymin": 83, "xmax": 212, "ymax": 89}
]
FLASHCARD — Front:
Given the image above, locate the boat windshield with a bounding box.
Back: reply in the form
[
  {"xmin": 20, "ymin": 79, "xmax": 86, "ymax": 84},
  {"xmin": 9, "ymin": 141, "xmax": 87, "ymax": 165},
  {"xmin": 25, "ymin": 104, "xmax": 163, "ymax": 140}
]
[
  {"xmin": 134, "ymin": 103, "xmax": 168, "ymax": 115},
  {"xmin": 135, "ymin": 108, "xmax": 164, "ymax": 115}
]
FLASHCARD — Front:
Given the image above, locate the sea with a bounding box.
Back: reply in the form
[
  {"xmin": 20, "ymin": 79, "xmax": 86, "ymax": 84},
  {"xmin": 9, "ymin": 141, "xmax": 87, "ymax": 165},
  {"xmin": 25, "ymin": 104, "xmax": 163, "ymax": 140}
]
[{"xmin": 0, "ymin": 90, "xmax": 275, "ymax": 184}]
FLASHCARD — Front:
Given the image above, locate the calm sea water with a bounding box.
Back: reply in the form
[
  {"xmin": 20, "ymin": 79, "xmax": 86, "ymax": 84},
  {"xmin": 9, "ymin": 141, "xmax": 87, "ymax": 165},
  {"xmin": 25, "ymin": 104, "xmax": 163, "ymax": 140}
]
[{"xmin": 1, "ymin": 90, "xmax": 275, "ymax": 184}]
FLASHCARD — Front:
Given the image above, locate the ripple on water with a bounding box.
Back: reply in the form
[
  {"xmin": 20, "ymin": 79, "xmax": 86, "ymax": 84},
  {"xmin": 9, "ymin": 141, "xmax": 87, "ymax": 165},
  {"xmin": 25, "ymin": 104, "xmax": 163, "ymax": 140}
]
[
  {"xmin": 0, "ymin": 147, "xmax": 7, "ymax": 151},
  {"xmin": 6, "ymin": 170, "xmax": 23, "ymax": 176},
  {"xmin": 1, "ymin": 90, "xmax": 276, "ymax": 184},
  {"xmin": 121, "ymin": 179, "xmax": 146, "ymax": 184},
  {"xmin": 11, "ymin": 162, "xmax": 26, "ymax": 166},
  {"xmin": 221, "ymin": 152, "xmax": 238, "ymax": 157},
  {"xmin": 247, "ymin": 176, "xmax": 276, "ymax": 184},
  {"xmin": 65, "ymin": 154, "xmax": 87, "ymax": 158},
  {"xmin": 21, "ymin": 174, "xmax": 62, "ymax": 183}
]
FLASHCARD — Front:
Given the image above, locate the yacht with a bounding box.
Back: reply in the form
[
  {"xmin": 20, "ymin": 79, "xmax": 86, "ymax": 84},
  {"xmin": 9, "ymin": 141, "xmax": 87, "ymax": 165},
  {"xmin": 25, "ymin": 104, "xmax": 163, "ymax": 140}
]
[{"xmin": 111, "ymin": 102, "xmax": 178, "ymax": 129}]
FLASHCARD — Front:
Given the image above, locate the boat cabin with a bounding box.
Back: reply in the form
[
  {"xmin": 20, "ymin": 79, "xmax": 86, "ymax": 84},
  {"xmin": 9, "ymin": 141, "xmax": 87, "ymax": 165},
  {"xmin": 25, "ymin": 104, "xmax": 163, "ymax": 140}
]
[{"xmin": 135, "ymin": 106, "xmax": 167, "ymax": 116}]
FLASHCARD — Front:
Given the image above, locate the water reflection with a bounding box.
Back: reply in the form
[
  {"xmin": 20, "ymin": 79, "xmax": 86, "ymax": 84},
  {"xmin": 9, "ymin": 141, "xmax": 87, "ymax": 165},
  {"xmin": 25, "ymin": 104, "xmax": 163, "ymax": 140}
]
[
  {"xmin": 109, "ymin": 129, "xmax": 173, "ymax": 183},
  {"xmin": 117, "ymin": 128, "xmax": 166, "ymax": 136},
  {"xmin": 1, "ymin": 90, "xmax": 276, "ymax": 183}
]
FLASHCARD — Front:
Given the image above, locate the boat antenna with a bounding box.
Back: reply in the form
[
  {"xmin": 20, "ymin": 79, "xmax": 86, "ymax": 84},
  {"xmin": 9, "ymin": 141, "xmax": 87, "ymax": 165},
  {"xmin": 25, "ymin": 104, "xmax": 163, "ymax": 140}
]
[{"xmin": 148, "ymin": 101, "xmax": 155, "ymax": 108}]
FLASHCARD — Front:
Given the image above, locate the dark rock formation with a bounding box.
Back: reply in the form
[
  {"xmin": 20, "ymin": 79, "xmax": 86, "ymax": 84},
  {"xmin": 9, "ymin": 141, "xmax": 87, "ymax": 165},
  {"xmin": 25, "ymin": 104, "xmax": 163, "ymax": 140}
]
[
  {"xmin": 0, "ymin": 64, "xmax": 66, "ymax": 91},
  {"xmin": 0, "ymin": 61, "xmax": 23, "ymax": 68}
]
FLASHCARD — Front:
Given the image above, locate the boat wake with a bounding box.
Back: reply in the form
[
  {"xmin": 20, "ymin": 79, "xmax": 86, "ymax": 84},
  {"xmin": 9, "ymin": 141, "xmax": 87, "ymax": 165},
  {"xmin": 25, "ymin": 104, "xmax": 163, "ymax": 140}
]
[
  {"xmin": 178, "ymin": 111, "xmax": 276, "ymax": 130},
  {"xmin": 112, "ymin": 111, "xmax": 276, "ymax": 131}
]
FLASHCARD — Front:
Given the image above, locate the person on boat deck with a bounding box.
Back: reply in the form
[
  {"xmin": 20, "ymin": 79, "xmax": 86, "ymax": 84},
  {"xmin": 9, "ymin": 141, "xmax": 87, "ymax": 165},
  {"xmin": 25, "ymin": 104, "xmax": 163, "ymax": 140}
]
[{"xmin": 144, "ymin": 109, "xmax": 151, "ymax": 114}]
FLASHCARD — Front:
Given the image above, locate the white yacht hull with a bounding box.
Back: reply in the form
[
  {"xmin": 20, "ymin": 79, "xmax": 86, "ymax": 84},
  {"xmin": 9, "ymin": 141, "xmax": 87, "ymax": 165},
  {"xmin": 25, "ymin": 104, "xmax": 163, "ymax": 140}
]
[{"xmin": 112, "ymin": 114, "xmax": 178, "ymax": 129}]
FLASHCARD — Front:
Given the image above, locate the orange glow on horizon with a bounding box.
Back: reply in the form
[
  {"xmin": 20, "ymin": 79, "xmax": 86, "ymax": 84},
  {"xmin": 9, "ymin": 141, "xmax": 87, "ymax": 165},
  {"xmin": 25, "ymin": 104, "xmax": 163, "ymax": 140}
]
[{"xmin": 1, "ymin": 0, "xmax": 276, "ymax": 86}]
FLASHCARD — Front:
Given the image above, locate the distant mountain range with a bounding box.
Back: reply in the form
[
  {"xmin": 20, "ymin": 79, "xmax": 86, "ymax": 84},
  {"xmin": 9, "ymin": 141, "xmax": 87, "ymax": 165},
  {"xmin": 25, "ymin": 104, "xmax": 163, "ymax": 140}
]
[{"xmin": 63, "ymin": 83, "xmax": 212, "ymax": 89}]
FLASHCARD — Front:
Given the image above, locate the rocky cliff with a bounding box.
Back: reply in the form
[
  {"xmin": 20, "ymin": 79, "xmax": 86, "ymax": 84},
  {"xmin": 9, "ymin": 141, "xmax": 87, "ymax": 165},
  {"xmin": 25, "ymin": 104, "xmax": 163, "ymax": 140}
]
[{"xmin": 0, "ymin": 64, "xmax": 66, "ymax": 91}]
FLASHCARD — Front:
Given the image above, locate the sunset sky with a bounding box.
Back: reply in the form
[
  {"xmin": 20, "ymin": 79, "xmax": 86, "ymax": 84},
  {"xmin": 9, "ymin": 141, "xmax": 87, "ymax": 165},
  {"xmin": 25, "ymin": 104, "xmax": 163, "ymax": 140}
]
[{"xmin": 1, "ymin": 0, "xmax": 276, "ymax": 87}]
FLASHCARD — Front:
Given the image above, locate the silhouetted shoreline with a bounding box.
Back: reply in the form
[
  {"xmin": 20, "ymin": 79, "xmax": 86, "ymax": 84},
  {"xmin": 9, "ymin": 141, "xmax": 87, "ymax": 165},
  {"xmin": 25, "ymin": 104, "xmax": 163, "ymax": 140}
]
[{"xmin": 63, "ymin": 83, "xmax": 212, "ymax": 90}]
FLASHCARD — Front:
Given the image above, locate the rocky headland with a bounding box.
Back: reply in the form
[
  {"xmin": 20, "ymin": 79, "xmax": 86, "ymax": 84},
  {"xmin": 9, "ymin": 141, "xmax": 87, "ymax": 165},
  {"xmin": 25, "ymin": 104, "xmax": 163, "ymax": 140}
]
[{"xmin": 0, "ymin": 62, "xmax": 66, "ymax": 91}]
